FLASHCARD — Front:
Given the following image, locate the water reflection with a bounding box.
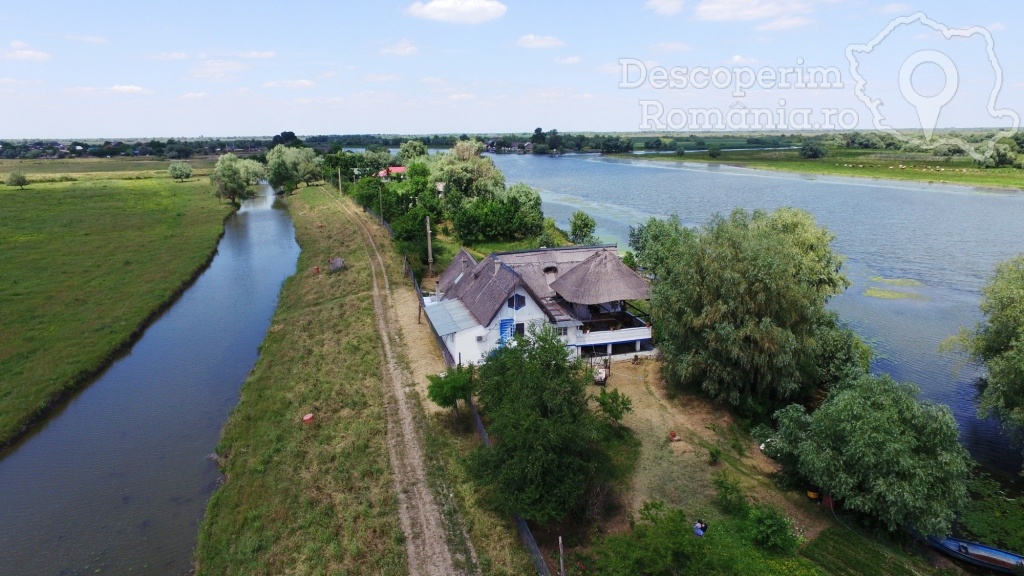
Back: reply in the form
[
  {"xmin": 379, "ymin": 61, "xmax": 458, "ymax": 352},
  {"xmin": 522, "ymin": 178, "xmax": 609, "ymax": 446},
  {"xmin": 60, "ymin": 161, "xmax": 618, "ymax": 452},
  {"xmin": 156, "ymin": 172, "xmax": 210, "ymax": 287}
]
[{"xmin": 0, "ymin": 185, "xmax": 299, "ymax": 575}]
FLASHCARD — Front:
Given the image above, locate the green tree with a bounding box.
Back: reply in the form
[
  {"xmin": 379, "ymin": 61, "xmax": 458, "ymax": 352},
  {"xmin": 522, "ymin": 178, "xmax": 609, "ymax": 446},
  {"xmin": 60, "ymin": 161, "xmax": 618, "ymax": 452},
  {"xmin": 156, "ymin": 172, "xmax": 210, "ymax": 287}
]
[
  {"xmin": 799, "ymin": 141, "xmax": 827, "ymax": 159},
  {"xmin": 237, "ymin": 158, "xmax": 267, "ymax": 186},
  {"xmin": 770, "ymin": 374, "xmax": 971, "ymax": 535},
  {"xmin": 398, "ymin": 139, "xmax": 428, "ymax": 164},
  {"xmin": 470, "ymin": 325, "xmax": 601, "ymax": 524},
  {"xmin": 210, "ymin": 153, "xmax": 251, "ymax": 203},
  {"xmin": 956, "ymin": 255, "xmax": 1024, "ymax": 438},
  {"xmin": 569, "ymin": 210, "xmax": 598, "ymax": 245},
  {"xmin": 632, "ymin": 209, "xmax": 853, "ymax": 415},
  {"xmin": 266, "ymin": 145, "xmax": 318, "ymax": 193},
  {"xmin": 168, "ymin": 162, "xmax": 193, "ymax": 182},
  {"xmin": 5, "ymin": 171, "xmax": 28, "ymax": 189},
  {"xmin": 707, "ymin": 144, "xmax": 722, "ymax": 158},
  {"xmin": 594, "ymin": 388, "xmax": 633, "ymax": 425},
  {"xmin": 427, "ymin": 365, "xmax": 475, "ymax": 418}
]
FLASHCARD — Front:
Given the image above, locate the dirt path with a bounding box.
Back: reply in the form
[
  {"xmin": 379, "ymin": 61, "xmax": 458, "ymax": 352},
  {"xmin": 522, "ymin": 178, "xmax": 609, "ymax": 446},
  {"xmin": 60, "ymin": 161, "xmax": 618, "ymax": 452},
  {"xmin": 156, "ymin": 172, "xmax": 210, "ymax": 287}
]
[{"xmin": 325, "ymin": 188, "xmax": 473, "ymax": 575}]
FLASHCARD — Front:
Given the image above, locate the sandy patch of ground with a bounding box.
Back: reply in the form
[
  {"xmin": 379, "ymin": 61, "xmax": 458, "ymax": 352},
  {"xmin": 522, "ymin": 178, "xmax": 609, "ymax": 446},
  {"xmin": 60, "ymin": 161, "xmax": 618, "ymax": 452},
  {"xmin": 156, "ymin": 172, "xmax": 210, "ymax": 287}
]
[
  {"xmin": 391, "ymin": 284, "xmax": 447, "ymax": 414},
  {"xmin": 605, "ymin": 358, "xmax": 832, "ymax": 540}
]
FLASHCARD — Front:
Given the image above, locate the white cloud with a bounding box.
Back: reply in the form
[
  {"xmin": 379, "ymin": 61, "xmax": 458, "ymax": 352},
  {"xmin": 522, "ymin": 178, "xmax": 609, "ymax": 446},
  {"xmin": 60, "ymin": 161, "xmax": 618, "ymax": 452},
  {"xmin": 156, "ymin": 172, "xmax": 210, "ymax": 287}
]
[
  {"xmin": 879, "ymin": 3, "xmax": 910, "ymax": 13},
  {"xmin": 731, "ymin": 54, "xmax": 757, "ymax": 65},
  {"xmin": 239, "ymin": 51, "xmax": 275, "ymax": 59},
  {"xmin": 66, "ymin": 35, "xmax": 109, "ymax": 44},
  {"xmin": 362, "ymin": 73, "xmax": 401, "ymax": 82},
  {"xmin": 151, "ymin": 52, "xmax": 189, "ymax": 60},
  {"xmin": 407, "ymin": 0, "xmax": 507, "ymax": 24},
  {"xmin": 595, "ymin": 62, "xmax": 622, "ymax": 75},
  {"xmin": 110, "ymin": 85, "xmax": 145, "ymax": 93},
  {"xmin": 318, "ymin": 70, "xmax": 339, "ymax": 79},
  {"xmin": 2, "ymin": 41, "xmax": 51, "ymax": 61},
  {"xmin": 651, "ymin": 41, "xmax": 693, "ymax": 52},
  {"xmin": 449, "ymin": 93, "xmax": 476, "ymax": 100},
  {"xmin": 694, "ymin": 0, "xmax": 811, "ymax": 22},
  {"xmin": 988, "ymin": 22, "xmax": 1005, "ymax": 31},
  {"xmin": 555, "ymin": 56, "xmax": 582, "ymax": 64},
  {"xmin": 190, "ymin": 60, "xmax": 249, "ymax": 81},
  {"xmin": 263, "ymin": 79, "xmax": 316, "ymax": 88},
  {"xmin": 756, "ymin": 15, "xmax": 813, "ymax": 30},
  {"xmin": 382, "ymin": 39, "xmax": 418, "ymax": 56},
  {"xmin": 180, "ymin": 92, "xmax": 207, "ymax": 99},
  {"xmin": 517, "ymin": 34, "xmax": 565, "ymax": 49},
  {"xmin": 643, "ymin": 0, "xmax": 685, "ymax": 15}
]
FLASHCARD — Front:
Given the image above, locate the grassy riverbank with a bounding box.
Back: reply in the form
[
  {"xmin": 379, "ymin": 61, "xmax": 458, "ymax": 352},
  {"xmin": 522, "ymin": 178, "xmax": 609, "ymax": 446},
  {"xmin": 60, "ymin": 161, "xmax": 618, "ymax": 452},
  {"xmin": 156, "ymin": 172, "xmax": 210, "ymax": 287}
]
[
  {"xmin": 0, "ymin": 169, "xmax": 231, "ymax": 447},
  {"xmin": 613, "ymin": 148, "xmax": 1024, "ymax": 190},
  {"xmin": 195, "ymin": 188, "xmax": 535, "ymax": 574},
  {"xmin": 194, "ymin": 188, "xmax": 406, "ymax": 573}
]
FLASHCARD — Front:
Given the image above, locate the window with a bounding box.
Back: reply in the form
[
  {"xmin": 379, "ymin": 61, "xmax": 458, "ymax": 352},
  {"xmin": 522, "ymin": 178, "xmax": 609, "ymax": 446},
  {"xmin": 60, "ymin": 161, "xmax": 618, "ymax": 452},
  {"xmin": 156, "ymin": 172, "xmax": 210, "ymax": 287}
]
[
  {"xmin": 515, "ymin": 322, "xmax": 525, "ymax": 336},
  {"xmin": 506, "ymin": 294, "xmax": 526, "ymax": 310},
  {"xmin": 557, "ymin": 326, "xmax": 569, "ymax": 337}
]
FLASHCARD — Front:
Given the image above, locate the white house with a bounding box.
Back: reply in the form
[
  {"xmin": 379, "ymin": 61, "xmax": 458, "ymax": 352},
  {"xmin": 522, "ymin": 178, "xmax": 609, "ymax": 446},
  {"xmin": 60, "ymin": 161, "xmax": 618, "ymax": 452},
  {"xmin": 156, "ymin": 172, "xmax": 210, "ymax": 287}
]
[{"xmin": 423, "ymin": 245, "xmax": 653, "ymax": 365}]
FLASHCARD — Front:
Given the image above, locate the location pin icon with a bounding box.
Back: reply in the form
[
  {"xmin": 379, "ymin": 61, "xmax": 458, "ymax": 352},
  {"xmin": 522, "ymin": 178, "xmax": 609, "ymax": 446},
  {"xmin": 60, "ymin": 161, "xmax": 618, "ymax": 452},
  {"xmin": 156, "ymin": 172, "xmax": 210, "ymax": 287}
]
[{"xmin": 899, "ymin": 50, "xmax": 959, "ymax": 140}]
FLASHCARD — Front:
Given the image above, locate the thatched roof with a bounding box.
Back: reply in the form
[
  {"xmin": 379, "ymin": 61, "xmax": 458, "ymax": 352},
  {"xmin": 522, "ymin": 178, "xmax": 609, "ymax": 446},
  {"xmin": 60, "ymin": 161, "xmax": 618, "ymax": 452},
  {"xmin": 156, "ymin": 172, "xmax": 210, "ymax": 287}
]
[
  {"xmin": 496, "ymin": 245, "xmax": 615, "ymax": 299},
  {"xmin": 549, "ymin": 250, "xmax": 650, "ymax": 304},
  {"xmin": 444, "ymin": 255, "xmax": 522, "ymax": 326},
  {"xmin": 436, "ymin": 248, "xmax": 477, "ymax": 295}
]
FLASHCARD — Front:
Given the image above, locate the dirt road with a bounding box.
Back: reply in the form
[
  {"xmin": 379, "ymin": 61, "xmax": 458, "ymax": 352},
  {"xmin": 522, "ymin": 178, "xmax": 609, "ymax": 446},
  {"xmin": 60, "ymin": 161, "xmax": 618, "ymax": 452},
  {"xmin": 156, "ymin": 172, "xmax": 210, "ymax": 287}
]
[{"xmin": 328, "ymin": 189, "xmax": 475, "ymax": 575}]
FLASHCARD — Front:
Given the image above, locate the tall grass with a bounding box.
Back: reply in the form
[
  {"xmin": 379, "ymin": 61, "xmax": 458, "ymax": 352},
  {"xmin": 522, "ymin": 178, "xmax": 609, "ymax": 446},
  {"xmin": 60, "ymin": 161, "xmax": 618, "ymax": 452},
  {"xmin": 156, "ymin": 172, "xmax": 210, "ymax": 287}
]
[{"xmin": 193, "ymin": 189, "xmax": 406, "ymax": 574}]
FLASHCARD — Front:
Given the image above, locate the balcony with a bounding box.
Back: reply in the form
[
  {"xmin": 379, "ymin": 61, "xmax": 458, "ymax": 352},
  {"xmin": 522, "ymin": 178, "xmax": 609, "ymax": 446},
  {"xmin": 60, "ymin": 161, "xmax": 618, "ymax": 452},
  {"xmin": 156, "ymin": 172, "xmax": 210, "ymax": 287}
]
[{"xmin": 576, "ymin": 311, "xmax": 651, "ymax": 346}]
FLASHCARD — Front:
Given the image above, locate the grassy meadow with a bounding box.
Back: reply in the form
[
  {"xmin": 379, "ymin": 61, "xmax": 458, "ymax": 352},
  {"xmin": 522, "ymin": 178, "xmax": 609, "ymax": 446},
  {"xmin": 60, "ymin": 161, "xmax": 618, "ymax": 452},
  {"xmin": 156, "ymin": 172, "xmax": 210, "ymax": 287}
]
[
  {"xmin": 0, "ymin": 165, "xmax": 231, "ymax": 447},
  {"xmin": 619, "ymin": 147, "xmax": 1024, "ymax": 190}
]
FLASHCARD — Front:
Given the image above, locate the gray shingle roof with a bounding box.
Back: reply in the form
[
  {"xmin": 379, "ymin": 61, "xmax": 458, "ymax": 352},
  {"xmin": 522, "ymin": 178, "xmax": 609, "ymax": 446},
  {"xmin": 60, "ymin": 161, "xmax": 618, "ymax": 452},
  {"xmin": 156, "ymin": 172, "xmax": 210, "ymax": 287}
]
[
  {"xmin": 436, "ymin": 248, "xmax": 477, "ymax": 295},
  {"xmin": 444, "ymin": 255, "xmax": 522, "ymax": 326}
]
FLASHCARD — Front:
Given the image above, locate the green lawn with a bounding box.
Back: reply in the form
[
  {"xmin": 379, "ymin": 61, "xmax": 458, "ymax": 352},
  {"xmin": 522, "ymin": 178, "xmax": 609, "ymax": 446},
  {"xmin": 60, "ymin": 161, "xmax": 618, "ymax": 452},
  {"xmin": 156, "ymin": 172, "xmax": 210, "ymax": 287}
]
[
  {"xmin": 616, "ymin": 148, "xmax": 1024, "ymax": 190},
  {"xmin": 0, "ymin": 173, "xmax": 231, "ymax": 446}
]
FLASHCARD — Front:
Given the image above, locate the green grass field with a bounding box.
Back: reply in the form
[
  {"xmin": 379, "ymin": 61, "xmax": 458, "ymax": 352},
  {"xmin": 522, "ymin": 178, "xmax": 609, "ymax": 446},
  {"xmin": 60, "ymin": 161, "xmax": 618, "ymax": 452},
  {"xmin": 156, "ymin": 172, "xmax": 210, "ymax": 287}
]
[
  {"xmin": 193, "ymin": 189, "xmax": 407, "ymax": 574},
  {"xmin": 1, "ymin": 156, "xmax": 217, "ymax": 177},
  {"xmin": 0, "ymin": 168, "xmax": 231, "ymax": 447},
  {"xmin": 617, "ymin": 148, "xmax": 1024, "ymax": 190}
]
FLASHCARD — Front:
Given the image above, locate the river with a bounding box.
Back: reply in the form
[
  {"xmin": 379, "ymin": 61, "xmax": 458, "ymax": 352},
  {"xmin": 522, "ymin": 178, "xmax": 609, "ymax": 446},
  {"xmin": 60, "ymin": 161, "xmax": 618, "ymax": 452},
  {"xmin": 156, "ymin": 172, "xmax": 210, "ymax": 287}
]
[
  {"xmin": 0, "ymin": 185, "xmax": 299, "ymax": 575},
  {"xmin": 491, "ymin": 153, "xmax": 1024, "ymax": 484}
]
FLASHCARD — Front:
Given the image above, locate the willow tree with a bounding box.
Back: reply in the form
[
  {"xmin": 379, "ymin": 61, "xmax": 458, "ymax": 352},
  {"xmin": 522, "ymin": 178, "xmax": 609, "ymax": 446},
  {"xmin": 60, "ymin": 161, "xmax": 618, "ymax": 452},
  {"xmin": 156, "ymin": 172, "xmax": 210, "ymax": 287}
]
[
  {"xmin": 210, "ymin": 153, "xmax": 251, "ymax": 203},
  {"xmin": 633, "ymin": 208, "xmax": 862, "ymax": 416},
  {"xmin": 959, "ymin": 255, "xmax": 1024, "ymax": 439},
  {"xmin": 770, "ymin": 374, "xmax": 970, "ymax": 535}
]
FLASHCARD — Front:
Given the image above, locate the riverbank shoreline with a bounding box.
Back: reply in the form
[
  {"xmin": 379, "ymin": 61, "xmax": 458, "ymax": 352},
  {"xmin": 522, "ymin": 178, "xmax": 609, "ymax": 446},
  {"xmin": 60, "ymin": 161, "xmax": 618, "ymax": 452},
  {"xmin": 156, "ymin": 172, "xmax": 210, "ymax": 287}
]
[
  {"xmin": 604, "ymin": 149, "xmax": 1024, "ymax": 192},
  {"xmin": 0, "ymin": 175, "xmax": 234, "ymax": 448}
]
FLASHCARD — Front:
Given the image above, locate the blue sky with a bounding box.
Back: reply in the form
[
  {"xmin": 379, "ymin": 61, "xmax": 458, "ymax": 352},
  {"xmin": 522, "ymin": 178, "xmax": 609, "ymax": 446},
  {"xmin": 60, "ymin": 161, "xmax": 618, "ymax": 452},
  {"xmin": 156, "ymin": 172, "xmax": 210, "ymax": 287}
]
[{"xmin": 1, "ymin": 0, "xmax": 1021, "ymax": 138}]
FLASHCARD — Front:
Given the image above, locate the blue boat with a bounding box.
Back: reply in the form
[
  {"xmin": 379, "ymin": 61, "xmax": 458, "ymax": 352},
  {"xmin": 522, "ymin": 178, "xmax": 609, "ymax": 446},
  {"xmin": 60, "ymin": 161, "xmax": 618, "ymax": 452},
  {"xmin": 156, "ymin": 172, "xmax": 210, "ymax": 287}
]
[{"xmin": 926, "ymin": 536, "xmax": 1024, "ymax": 574}]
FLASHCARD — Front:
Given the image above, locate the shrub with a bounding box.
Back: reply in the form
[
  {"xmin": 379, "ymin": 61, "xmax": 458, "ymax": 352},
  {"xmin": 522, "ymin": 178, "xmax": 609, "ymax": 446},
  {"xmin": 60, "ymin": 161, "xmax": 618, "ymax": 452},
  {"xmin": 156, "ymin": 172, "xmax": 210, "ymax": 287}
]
[
  {"xmin": 713, "ymin": 470, "xmax": 748, "ymax": 516},
  {"xmin": 748, "ymin": 504, "xmax": 800, "ymax": 554},
  {"xmin": 707, "ymin": 446, "xmax": 723, "ymax": 465},
  {"xmin": 594, "ymin": 388, "xmax": 633, "ymax": 425}
]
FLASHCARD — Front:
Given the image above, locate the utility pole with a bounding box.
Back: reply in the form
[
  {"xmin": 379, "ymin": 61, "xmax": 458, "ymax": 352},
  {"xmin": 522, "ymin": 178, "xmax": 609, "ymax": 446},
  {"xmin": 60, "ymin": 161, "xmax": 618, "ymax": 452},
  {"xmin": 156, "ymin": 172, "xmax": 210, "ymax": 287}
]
[
  {"xmin": 426, "ymin": 215, "xmax": 434, "ymax": 277},
  {"xmin": 558, "ymin": 536, "xmax": 565, "ymax": 576}
]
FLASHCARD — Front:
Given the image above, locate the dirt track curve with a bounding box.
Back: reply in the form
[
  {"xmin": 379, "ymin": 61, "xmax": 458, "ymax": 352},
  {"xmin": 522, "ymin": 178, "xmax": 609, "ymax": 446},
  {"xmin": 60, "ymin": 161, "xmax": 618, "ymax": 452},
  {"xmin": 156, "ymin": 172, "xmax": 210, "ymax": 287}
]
[{"xmin": 325, "ymin": 188, "xmax": 474, "ymax": 576}]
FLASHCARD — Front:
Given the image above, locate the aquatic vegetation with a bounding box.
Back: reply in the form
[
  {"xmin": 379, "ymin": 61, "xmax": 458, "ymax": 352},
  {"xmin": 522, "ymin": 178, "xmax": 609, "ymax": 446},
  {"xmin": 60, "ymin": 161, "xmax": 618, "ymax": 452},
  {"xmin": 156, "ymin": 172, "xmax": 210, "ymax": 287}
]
[
  {"xmin": 863, "ymin": 287, "xmax": 927, "ymax": 300},
  {"xmin": 869, "ymin": 276, "xmax": 923, "ymax": 287}
]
